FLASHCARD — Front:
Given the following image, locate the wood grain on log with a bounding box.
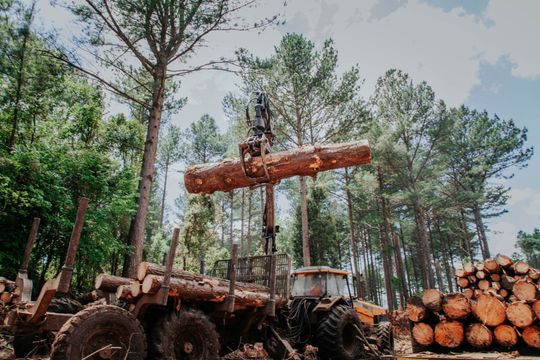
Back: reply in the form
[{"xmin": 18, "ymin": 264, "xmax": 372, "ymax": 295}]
[
  {"xmin": 501, "ymin": 275, "xmax": 516, "ymax": 291},
  {"xmin": 493, "ymin": 324, "xmax": 518, "ymax": 347},
  {"xmin": 513, "ymin": 280, "xmax": 538, "ymax": 302},
  {"xmin": 484, "ymin": 258, "xmax": 500, "ymax": 274},
  {"xmin": 466, "ymin": 323, "xmax": 493, "ymax": 349},
  {"xmin": 184, "ymin": 141, "xmax": 371, "ymax": 194},
  {"xmin": 496, "ymin": 254, "xmax": 513, "ymax": 269},
  {"xmin": 490, "ymin": 273, "xmax": 501, "ymax": 282},
  {"xmin": 95, "ymin": 274, "xmax": 133, "ymax": 292},
  {"xmin": 422, "ymin": 289, "xmax": 443, "ymax": 312},
  {"xmin": 506, "ymin": 302, "xmax": 535, "ymax": 328},
  {"xmin": 456, "ymin": 277, "xmax": 469, "ymax": 289},
  {"xmin": 513, "ymin": 261, "xmax": 530, "ymax": 275},
  {"xmin": 116, "ymin": 285, "xmax": 134, "ymax": 301},
  {"xmin": 407, "ymin": 296, "xmax": 429, "ymax": 322},
  {"xmin": 412, "ymin": 322, "xmax": 434, "ymax": 346},
  {"xmin": 434, "ymin": 320, "xmax": 464, "ymax": 348},
  {"xmin": 442, "ymin": 293, "xmax": 471, "ymax": 320},
  {"xmin": 463, "ymin": 263, "xmax": 475, "ymax": 276},
  {"xmin": 477, "ymin": 279, "xmax": 490, "ymax": 291},
  {"xmin": 472, "ymin": 294, "xmax": 506, "ymax": 327},
  {"xmin": 533, "ymin": 300, "xmax": 540, "ymax": 319},
  {"xmin": 463, "ymin": 288, "xmax": 474, "ymax": 299},
  {"xmin": 523, "ymin": 325, "xmax": 540, "ymax": 349}
]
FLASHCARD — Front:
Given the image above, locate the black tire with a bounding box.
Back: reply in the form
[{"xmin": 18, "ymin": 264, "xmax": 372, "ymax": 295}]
[
  {"xmin": 50, "ymin": 305, "xmax": 147, "ymax": 360},
  {"xmin": 48, "ymin": 298, "xmax": 83, "ymax": 314},
  {"xmin": 150, "ymin": 309, "xmax": 220, "ymax": 360},
  {"xmin": 376, "ymin": 321, "xmax": 394, "ymax": 355},
  {"xmin": 316, "ymin": 304, "xmax": 364, "ymax": 360}
]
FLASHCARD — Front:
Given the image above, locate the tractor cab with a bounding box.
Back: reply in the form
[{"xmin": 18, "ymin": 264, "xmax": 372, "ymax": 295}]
[{"xmin": 290, "ymin": 266, "xmax": 351, "ymax": 299}]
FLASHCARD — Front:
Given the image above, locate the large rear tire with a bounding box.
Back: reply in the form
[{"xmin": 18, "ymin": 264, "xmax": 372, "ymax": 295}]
[
  {"xmin": 50, "ymin": 305, "xmax": 147, "ymax": 360},
  {"xmin": 150, "ymin": 309, "xmax": 220, "ymax": 360},
  {"xmin": 316, "ymin": 304, "xmax": 364, "ymax": 360},
  {"xmin": 376, "ymin": 321, "xmax": 394, "ymax": 355}
]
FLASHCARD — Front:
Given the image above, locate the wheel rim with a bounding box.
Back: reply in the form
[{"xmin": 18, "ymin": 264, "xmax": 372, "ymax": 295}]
[
  {"xmin": 174, "ymin": 328, "xmax": 206, "ymax": 359},
  {"xmin": 80, "ymin": 328, "xmax": 131, "ymax": 359}
]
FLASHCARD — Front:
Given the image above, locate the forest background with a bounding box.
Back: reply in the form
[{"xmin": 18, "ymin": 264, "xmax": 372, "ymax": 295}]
[{"xmin": 0, "ymin": 0, "xmax": 539, "ymax": 310}]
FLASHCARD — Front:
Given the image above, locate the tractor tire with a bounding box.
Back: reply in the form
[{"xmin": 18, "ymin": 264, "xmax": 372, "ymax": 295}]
[
  {"xmin": 376, "ymin": 321, "xmax": 394, "ymax": 355},
  {"xmin": 150, "ymin": 309, "xmax": 220, "ymax": 360},
  {"xmin": 316, "ymin": 304, "xmax": 365, "ymax": 360},
  {"xmin": 48, "ymin": 298, "xmax": 83, "ymax": 314},
  {"xmin": 50, "ymin": 304, "xmax": 147, "ymax": 360}
]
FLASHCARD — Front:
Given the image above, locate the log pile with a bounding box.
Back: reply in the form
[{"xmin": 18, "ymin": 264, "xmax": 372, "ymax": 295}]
[
  {"xmin": 95, "ymin": 262, "xmax": 280, "ymax": 309},
  {"xmin": 0, "ymin": 277, "xmax": 20, "ymax": 306},
  {"xmin": 407, "ymin": 255, "xmax": 540, "ymax": 352}
]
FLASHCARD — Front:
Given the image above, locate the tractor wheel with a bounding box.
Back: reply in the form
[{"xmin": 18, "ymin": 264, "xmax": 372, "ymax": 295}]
[
  {"xmin": 48, "ymin": 298, "xmax": 83, "ymax": 314},
  {"xmin": 316, "ymin": 304, "xmax": 365, "ymax": 360},
  {"xmin": 50, "ymin": 305, "xmax": 147, "ymax": 360},
  {"xmin": 150, "ymin": 309, "xmax": 220, "ymax": 360},
  {"xmin": 376, "ymin": 321, "xmax": 394, "ymax": 354}
]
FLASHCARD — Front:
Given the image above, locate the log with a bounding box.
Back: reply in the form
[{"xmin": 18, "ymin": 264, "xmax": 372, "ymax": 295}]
[
  {"xmin": 463, "ymin": 263, "xmax": 475, "ymax": 276},
  {"xmin": 490, "ymin": 273, "xmax": 501, "ymax": 282},
  {"xmin": 76, "ymin": 290, "xmax": 99, "ymax": 305},
  {"xmin": 513, "ymin": 280, "xmax": 538, "ymax": 302},
  {"xmin": 513, "ymin": 261, "xmax": 530, "ymax": 275},
  {"xmin": 456, "ymin": 277, "xmax": 469, "ymax": 289},
  {"xmin": 434, "ymin": 320, "xmax": 464, "ymax": 348},
  {"xmin": 442, "ymin": 293, "xmax": 471, "ymax": 320},
  {"xmin": 137, "ymin": 262, "xmax": 269, "ymax": 293},
  {"xmin": 499, "ymin": 288, "xmax": 509, "ymax": 298},
  {"xmin": 407, "ymin": 296, "xmax": 429, "ymax": 322},
  {"xmin": 468, "ymin": 275, "xmax": 477, "ymax": 284},
  {"xmin": 501, "ymin": 275, "xmax": 516, "ymax": 291},
  {"xmin": 422, "ymin": 289, "xmax": 443, "ymax": 312},
  {"xmin": 184, "ymin": 141, "xmax": 372, "ymax": 194},
  {"xmin": 95, "ymin": 274, "xmax": 133, "ymax": 292},
  {"xmin": 472, "ymin": 294, "xmax": 506, "ymax": 327},
  {"xmin": 466, "ymin": 323, "xmax": 493, "ymax": 349},
  {"xmin": 141, "ymin": 275, "xmax": 278, "ymax": 308},
  {"xmin": 116, "ymin": 285, "xmax": 134, "ymax": 301},
  {"xmin": 506, "ymin": 302, "xmax": 535, "ymax": 328},
  {"xmin": 463, "ymin": 288, "xmax": 474, "ymax": 299},
  {"xmin": 483, "ymin": 258, "xmax": 500, "ymax": 274},
  {"xmin": 533, "ymin": 300, "xmax": 540, "ymax": 319},
  {"xmin": 491, "ymin": 281, "xmax": 501, "ymax": 291},
  {"xmin": 130, "ymin": 280, "xmax": 141, "ymax": 297},
  {"xmin": 477, "ymin": 279, "xmax": 490, "ymax": 291},
  {"xmin": 476, "ymin": 263, "xmax": 485, "ymax": 272},
  {"xmin": 523, "ymin": 325, "xmax": 540, "ymax": 349},
  {"xmin": 494, "ymin": 324, "xmax": 518, "ymax": 347},
  {"xmin": 455, "ymin": 268, "xmax": 466, "ymax": 278},
  {"xmin": 412, "ymin": 322, "xmax": 434, "ymax": 347},
  {"xmin": 476, "ymin": 270, "xmax": 487, "ymax": 280},
  {"xmin": 529, "ymin": 268, "xmax": 540, "ymax": 280},
  {"xmin": 496, "ymin": 254, "xmax": 513, "ymax": 269},
  {"xmin": 1, "ymin": 292, "xmax": 12, "ymax": 303}
]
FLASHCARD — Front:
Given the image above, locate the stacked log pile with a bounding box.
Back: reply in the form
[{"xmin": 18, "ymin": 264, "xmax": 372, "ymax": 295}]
[
  {"xmin": 0, "ymin": 277, "xmax": 20, "ymax": 306},
  {"xmin": 95, "ymin": 262, "xmax": 279, "ymax": 309},
  {"xmin": 408, "ymin": 255, "xmax": 540, "ymax": 352}
]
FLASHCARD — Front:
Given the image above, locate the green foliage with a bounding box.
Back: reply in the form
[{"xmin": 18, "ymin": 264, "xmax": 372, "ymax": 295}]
[{"xmin": 516, "ymin": 229, "xmax": 540, "ymax": 268}]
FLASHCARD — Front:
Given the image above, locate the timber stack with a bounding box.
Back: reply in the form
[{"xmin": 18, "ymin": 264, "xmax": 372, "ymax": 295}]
[
  {"xmin": 95, "ymin": 261, "xmax": 280, "ymax": 309},
  {"xmin": 0, "ymin": 277, "xmax": 20, "ymax": 306},
  {"xmin": 407, "ymin": 254, "xmax": 540, "ymax": 353}
]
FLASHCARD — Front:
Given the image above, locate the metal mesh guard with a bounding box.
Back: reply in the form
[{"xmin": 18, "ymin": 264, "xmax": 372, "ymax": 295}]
[{"xmin": 211, "ymin": 253, "xmax": 291, "ymax": 299}]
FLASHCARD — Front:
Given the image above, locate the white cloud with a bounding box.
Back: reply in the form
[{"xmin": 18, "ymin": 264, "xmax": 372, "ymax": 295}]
[{"xmin": 489, "ymin": 220, "xmax": 519, "ymax": 256}]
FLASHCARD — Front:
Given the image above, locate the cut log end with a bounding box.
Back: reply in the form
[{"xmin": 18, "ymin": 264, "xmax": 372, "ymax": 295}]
[
  {"xmin": 523, "ymin": 325, "xmax": 540, "ymax": 349},
  {"xmin": 466, "ymin": 323, "xmax": 493, "ymax": 349},
  {"xmin": 494, "ymin": 324, "xmax": 518, "ymax": 348},
  {"xmin": 407, "ymin": 296, "xmax": 428, "ymax": 322},
  {"xmin": 513, "ymin": 280, "xmax": 538, "ymax": 302},
  {"xmin": 412, "ymin": 322, "xmax": 434, "ymax": 347},
  {"xmin": 434, "ymin": 320, "xmax": 464, "ymax": 348},
  {"xmin": 422, "ymin": 289, "xmax": 443, "ymax": 312},
  {"xmin": 442, "ymin": 293, "xmax": 471, "ymax": 320},
  {"xmin": 473, "ymin": 294, "xmax": 506, "ymax": 327},
  {"xmin": 506, "ymin": 302, "xmax": 535, "ymax": 328}
]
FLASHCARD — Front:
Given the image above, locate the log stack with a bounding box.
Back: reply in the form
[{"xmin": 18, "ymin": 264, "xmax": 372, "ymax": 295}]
[
  {"xmin": 95, "ymin": 262, "xmax": 280, "ymax": 309},
  {"xmin": 0, "ymin": 277, "xmax": 20, "ymax": 306},
  {"xmin": 407, "ymin": 255, "xmax": 540, "ymax": 352}
]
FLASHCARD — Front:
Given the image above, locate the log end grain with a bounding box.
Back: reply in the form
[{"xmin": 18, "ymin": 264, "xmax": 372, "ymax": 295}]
[
  {"xmin": 434, "ymin": 320, "xmax": 464, "ymax": 349},
  {"xmin": 412, "ymin": 322, "xmax": 434, "ymax": 346},
  {"xmin": 494, "ymin": 324, "xmax": 518, "ymax": 348},
  {"xmin": 422, "ymin": 289, "xmax": 443, "ymax": 312},
  {"xmin": 442, "ymin": 293, "xmax": 471, "ymax": 320},
  {"xmin": 407, "ymin": 296, "xmax": 428, "ymax": 322},
  {"xmin": 506, "ymin": 302, "xmax": 535, "ymax": 328},
  {"xmin": 523, "ymin": 325, "xmax": 540, "ymax": 349},
  {"xmin": 472, "ymin": 294, "xmax": 506, "ymax": 327},
  {"xmin": 466, "ymin": 323, "xmax": 493, "ymax": 349},
  {"xmin": 513, "ymin": 280, "xmax": 538, "ymax": 302}
]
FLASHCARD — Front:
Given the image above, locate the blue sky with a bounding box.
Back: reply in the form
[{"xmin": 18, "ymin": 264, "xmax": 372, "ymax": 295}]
[{"xmin": 37, "ymin": 0, "xmax": 540, "ymax": 257}]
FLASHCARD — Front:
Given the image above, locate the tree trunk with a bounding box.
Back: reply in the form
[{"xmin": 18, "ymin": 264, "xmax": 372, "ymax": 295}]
[
  {"xmin": 247, "ymin": 189, "xmax": 252, "ymax": 256},
  {"xmin": 126, "ymin": 65, "xmax": 167, "ymax": 277},
  {"xmin": 184, "ymin": 141, "xmax": 371, "ymax": 194},
  {"xmin": 230, "ymin": 190, "xmax": 234, "ymax": 247},
  {"xmin": 159, "ymin": 153, "xmax": 170, "ymax": 227},
  {"xmin": 240, "ymin": 188, "xmax": 245, "ymax": 256},
  {"xmin": 221, "ymin": 197, "xmax": 225, "ymax": 247},
  {"xmin": 392, "ymin": 233, "xmax": 409, "ymax": 305},
  {"xmin": 473, "ymin": 204, "xmax": 490, "ymax": 259},
  {"xmin": 345, "ymin": 168, "xmax": 363, "ymax": 298},
  {"xmin": 413, "ymin": 198, "xmax": 434, "ymax": 289},
  {"xmin": 299, "ymin": 176, "xmax": 311, "ymax": 266},
  {"xmin": 377, "ymin": 168, "xmax": 395, "ymax": 311}
]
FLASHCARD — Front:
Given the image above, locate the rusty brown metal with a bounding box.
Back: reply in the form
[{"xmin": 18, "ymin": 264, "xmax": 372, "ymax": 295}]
[
  {"xmin": 16, "ymin": 217, "xmax": 40, "ymax": 302},
  {"xmin": 58, "ymin": 197, "xmax": 90, "ymax": 293},
  {"xmin": 226, "ymin": 242, "xmax": 239, "ymax": 313}
]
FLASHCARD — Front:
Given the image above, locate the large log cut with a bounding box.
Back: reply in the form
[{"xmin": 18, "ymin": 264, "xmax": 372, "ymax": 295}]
[{"xmin": 184, "ymin": 140, "xmax": 371, "ymax": 194}]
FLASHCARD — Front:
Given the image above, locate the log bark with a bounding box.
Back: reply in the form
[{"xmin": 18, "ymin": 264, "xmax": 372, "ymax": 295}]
[
  {"xmin": 95, "ymin": 274, "xmax": 133, "ymax": 292},
  {"xmin": 141, "ymin": 275, "xmax": 277, "ymax": 308},
  {"xmin": 442, "ymin": 293, "xmax": 471, "ymax": 320},
  {"xmin": 412, "ymin": 322, "xmax": 434, "ymax": 346},
  {"xmin": 496, "ymin": 254, "xmax": 513, "ymax": 269},
  {"xmin": 506, "ymin": 302, "xmax": 535, "ymax": 328},
  {"xmin": 501, "ymin": 275, "xmax": 516, "ymax": 291},
  {"xmin": 494, "ymin": 324, "xmax": 518, "ymax": 347},
  {"xmin": 472, "ymin": 294, "xmax": 506, "ymax": 327},
  {"xmin": 513, "ymin": 280, "xmax": 538, "ymax": 302},
  {"xmin": 184, "ymin": 141, "xmax": 371, "ymax": 194},
  {"xmin": 407, "ymin": 296, "xmax": 429, "ymax": 322},
  {"xmin": 422, "ymin": 289, "xmax": 443, "ymax": 312},
  {"xmin": 434, "ymin": 320, "xmax": 464, "ymax": 348},
  {"xmin": 137, "ymin": 262, "xmax": 269, "ymax": 293},
  {"xmin": 466, "ymin": 323, "xmax": 493, "ymax": 349},
  {"xmin": 523, "ymin": 325, "xmax": 540, "ymax": 349}
]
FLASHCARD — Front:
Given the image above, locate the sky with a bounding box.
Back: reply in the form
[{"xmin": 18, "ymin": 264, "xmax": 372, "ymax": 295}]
[{"xmin": 36, "ymin": 0, "xmax": 540, "ymax": 257}]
